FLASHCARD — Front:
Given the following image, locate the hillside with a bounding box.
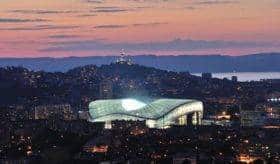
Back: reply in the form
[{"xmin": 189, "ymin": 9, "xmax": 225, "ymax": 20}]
[{"xmin": 0, "ymin": 63, "xmax": 237, "ymax": 106}]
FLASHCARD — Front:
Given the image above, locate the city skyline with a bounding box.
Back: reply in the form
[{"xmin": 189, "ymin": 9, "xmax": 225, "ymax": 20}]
[{"xmin": 0, "ymin": 0, "xmax": 280, "ymax": 57}]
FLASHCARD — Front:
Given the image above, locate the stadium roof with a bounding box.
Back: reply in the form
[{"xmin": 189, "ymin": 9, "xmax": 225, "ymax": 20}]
[{"xmin": 89, "ymin": 98, "xmax": 200, "ymax": 120}]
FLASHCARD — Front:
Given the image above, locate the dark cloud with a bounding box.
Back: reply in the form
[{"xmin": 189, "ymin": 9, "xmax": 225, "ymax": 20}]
[
  {"xmin": 90, "ymin": 6, "xmax": 134, "ymax": 13},
  {"xmin": 0, "ymin": 18, "xmax": 48, "ymax": 23},
  {"xmin": 94, "ymin": 9, "xmax": 129, "ymax": 13},
  {"xmin": 76, "ymin": 14, "xmax": 97, "ymax": 17},
  {"xmin": 94, "ymin": 7, "xmax": 123, "ymax": 9},
  {"xmin": 48, "ymin": 35, "xmax": 80, "ymax": 39},
  {"xmin": 195, "ymin": 0, "xmax": 239, "ymax": 5},
  {"xmin": 93, "ymin": 22, "xmax": 167, "ymax": 29},
  {"xmin": 40, "ymin": 38, "xmax": 277, "ymax": 52},
  {"xmin": 132, "ymin": 22, "xmax": 168, "ymax": 27},
  {"xmin": 0, "ymin": 40, "xmax": 49, "ymax": 46},
  {"xmin": 10, "ymin": 10, "xmax": 78, "ymax": 14},
  {"xmin": 0, "ymin": 25, "xmax": 80, "ymax": 31},
  {"xmin": 94, "ymin": 24, "xmax": 127, "ymax": 29}
]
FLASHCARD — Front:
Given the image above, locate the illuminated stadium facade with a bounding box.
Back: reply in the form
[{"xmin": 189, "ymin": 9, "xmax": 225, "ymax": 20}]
[{"xmin": 89, "ymin": 98, "xmax": 203, "ymax": 129}]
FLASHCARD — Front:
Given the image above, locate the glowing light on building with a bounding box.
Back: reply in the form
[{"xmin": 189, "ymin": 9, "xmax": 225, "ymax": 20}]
[
  {"xmin": 84, "ymin": 145, "xmax": 109, "ymax": 153},
  {"xmin": 26, "ymin": 150, "xmax": 32, "ymax": 156},
  {"xmin": 216, "ymin": 111, "xmax": 231, "ymax": 120},
  {"xmin": 237, "ymin": 154, "xmax": 259, "ymax": 163},
  {"xmin": 121, "ymin": 99, "xmax": 146, "ymax": 111}
]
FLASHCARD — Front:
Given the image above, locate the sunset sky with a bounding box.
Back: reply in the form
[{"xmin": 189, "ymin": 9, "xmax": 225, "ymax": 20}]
[{"xmin": 0, "ymin": 0, "xmax": 280, "ymax": 57}]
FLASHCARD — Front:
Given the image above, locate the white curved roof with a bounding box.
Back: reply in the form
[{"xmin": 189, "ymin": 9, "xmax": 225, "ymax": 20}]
[{"xmin": 89, "ymin": 98, "xmax": 201, "ymax": 120}]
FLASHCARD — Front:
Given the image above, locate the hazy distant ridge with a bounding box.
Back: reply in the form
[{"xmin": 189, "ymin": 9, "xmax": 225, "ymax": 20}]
[{"xmin": 0, "ymin": 53, "xmax": 279, "ymax": 73}]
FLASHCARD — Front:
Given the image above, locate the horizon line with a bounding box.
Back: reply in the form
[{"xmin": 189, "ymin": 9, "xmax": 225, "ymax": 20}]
[{"xmin": 0, "ymin": 52, "xmax": 279, "ymax": 59}]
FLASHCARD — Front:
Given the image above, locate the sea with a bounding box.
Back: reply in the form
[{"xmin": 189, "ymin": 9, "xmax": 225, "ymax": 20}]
[{"xmin": 192, "ymin": 72, "xmax": 280, "ymax": 82}]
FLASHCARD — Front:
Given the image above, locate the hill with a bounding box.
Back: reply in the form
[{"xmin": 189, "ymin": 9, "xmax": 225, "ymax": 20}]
[
  {"xmin": 0, "ymin": 53, "xmax": 279, "ymax": 72},
  {"xmin": 0, "ymin": 63, "xmax": 236, "ymax": 106}
]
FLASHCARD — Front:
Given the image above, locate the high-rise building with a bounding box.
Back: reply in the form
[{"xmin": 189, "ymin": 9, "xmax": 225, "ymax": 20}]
[
  {"xmin": 99, "ymin": 79, "xmax": 113, "ymax": 99},
  {"xmin": 266, "ymin": 92, "xmax": 280, "ymax": 103},
  {"xmin": 240, "ymin": 110, "xmax": 265, "ymax": 127}
]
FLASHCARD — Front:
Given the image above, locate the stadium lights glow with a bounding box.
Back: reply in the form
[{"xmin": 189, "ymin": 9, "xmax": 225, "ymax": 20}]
[{"xmin": 121, "ymin": 99, "xmax": 146, "ymax": 111}]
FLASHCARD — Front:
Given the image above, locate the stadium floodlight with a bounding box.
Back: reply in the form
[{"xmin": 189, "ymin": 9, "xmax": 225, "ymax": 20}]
[{"xmin": 121, "ymin": 99, "xmax": 146, "ymax": 111}]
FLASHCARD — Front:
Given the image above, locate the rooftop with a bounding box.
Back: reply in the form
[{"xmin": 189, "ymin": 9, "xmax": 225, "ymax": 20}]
[{"xmin": 89, "ymin": 98, "xmax": 200, "ymax": 120}]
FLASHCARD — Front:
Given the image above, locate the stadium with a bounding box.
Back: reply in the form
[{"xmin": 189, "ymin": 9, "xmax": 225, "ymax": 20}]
[{"xmin": 89, "ymin": 98, "xmax": 203, "ymax": 129}]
